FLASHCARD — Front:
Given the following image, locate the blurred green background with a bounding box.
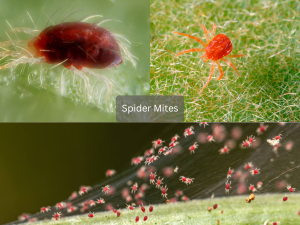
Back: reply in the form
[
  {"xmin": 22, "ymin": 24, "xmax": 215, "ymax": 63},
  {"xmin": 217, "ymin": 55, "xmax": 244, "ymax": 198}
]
[{"xmin": 0, "ymin": 0, "xmax": 150, "ymax": 122}]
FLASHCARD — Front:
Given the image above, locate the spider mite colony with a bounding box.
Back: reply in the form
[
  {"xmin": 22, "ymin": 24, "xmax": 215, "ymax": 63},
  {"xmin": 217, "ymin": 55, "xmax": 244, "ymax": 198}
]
[
  {"xmin": 173, "ymin": 24, "xmax": 244, "ymax": 93},
  {"xmin": 16, "ymin": 123, "xmax": 299, "ymax": 224}
]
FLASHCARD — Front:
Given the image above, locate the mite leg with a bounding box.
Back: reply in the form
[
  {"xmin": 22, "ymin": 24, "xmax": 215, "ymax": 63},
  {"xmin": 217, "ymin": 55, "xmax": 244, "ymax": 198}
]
[
  {"xmin": 175, "ymin": 48, "xmax": 205, "ymax": 57},
  {"xmin": 200, "ymin": 61, "xmax": 215, "ymax": 93},
  {"xmin": 210, "ymin": 23, "xmax": 217, "ymax": 37},
  {"xmin": 0, "ymin": 50, "xmax": 22, "ymax": 58},
  {"xmin": 68, "ymin": 66, "xmax": 92, "ymax": 94},
  {"xmin": 0, "ymin": 40, "xmax": 27, "ymax": 49},
  {"xmin": 225, "ymin": 54, "xmax": 245, "ymax": 58},
  {"xmin": 0, "ymin": 56, "xmax": 44, "ymax": 70},
  {"xmin": 172, "ymin": 31, "xmax": 207, "ymax": 47},
  {"xmin": 81, "ymin": 67, "xmax": 120, "ymax": 96},
  {"xmin": 220, "ymin": 58, "xmax": 241, "ymax": 77},
  {"xmin": 7, "ymin": 27, "xmax": 40, "ymax": 35},
  {"xmin": 216, "ymin": 60, "xmax": 224, "ymax": 80},
  {"xmin": 199, "ymin": 25, "xmax": 210, "ymax": 42}
]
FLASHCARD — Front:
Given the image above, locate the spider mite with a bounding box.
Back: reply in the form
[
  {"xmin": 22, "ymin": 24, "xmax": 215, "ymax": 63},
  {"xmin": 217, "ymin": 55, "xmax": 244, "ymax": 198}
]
[
  {"xmin": 149, "ymin": 205, "xmax": 153, "ymax": 213},
  {"xmin": 174, "ymin": 166, "xmax": 179, "ymax": 173},
  {"xmin": 287, "ymin": 184, "xmax": 296, "ymax": 193},
  {"xmin": 171, "ymin": 134, "xmax": 180, "ymax": 142},
  {"xmin": 150, "ymin": 172, "xmax": 157, "ymax": 184},
  {"xmin": 173, "ymin": 23, "xmax": 244, "ymax": 93},
  {"xmin": 69, "ymin": 191, "xmax": 78, "ymax": 200},
  {"xmin": 175, "ymin": 189, "xmax": 183, "ymax": 197},
  {"xmin": 89, "ymin": 200, "xmax": 96, "ymax": 207},
  {"xmin": 181, "ymin": 195, "xmax": 190, "ymax": 201},
  {"xmin": 88, "ymin": 212, "xmax": 94, "ymax": 218},
  {"xmin": 244, "ymin": 162, "xmax": 253, "ymax": 170},
  {"xmin": 248, "ymin": 135, "xmax": 256, "ymax": 144},
  {"xmin": 169, "ymin": 141, "xmax": 179, "ymax": 148},
  {"xmin": 213, "ymin": 204, "xmax": 218, "ymax": 209},
  {"xmin": 256, "ymin": 123, "xmax": 268, "ymax": 135},
  {"xmin": 106, "ymin": 169, "xmax": 116, "ymax": 177},
  {"xmin": 52, "ymin": 212, "xmax": 62, "ymax": 220},
  {"xmin": 249, "ymin": 184, "xmax": 256, "ymax": 192},
  {"xmin": 242, "ymin": 139, "xmax": 250, "ymax": 148},
  {"xmin": 156, "ymin": 177, "xmax": 164, "ymax": 188},
  {"xmin": 187, "ymin": 178, "xmax": 195, "ymax": 185},
  {"xmin": 161, "ymin": 185, "xmax": 168, "ymax": 198},
  {"xmin": 225, "ymin": 181, "xmax": 231, "ymax": 194},
  {"xmin": 126, "ymin": 204, "xmax": 135, "ymax": 210},
  {"xmin": 199, "ymin": 122, "xmax": 209, "ymax": 127},
  {"xmin": 184, "ymin": 126, "xmax": 195, "ymax": 137},
  {"xmin": 140, "ymin": 204, "xmax": 146, "ymax": 213},
  {"xmin": 250, "ymin": 168, "xmax": 260, "ymax": 176},
  {"xmin": 29, "ymin": 218, "xmax": 38, "ymax": 222},
  {"xmin": 102, "ymin": 185, "xmax": 110, "ymax": 194},
  {"xmin": 274, "ymin": 134, "xmax": 282, "ymax": 140},
  {"xmin": 18, "ymin": 213, "xmax": 30, "ymax": 221},
  {"xmin": 67, "ymin": 206, "xmax": 78, "ymax": 213},
  {"xmin": 131, "ymin": 183, "xmax": 138, "ymax": 193},
  {"xmin": 132, "ymin": 156, "xmax": 143, "ymax": 165},
  {"xmin": 55, "ymin": 202, "xmax": 66, "ymax": 210},
  {"xmin": 135, "ymin": 216, "xmax": 139, "ymax": 223},
  {"xmin": 79, "ymin": 185, "xmax": 92, "ymax": 195},
  {"xmin": 144, "ymin": 216, "xmax": 148, "ymax": 221},
  {"xmin": 283, "ymin": 196, "xmax": 288, "ymax": 201},
  {"xmin": 158, "ymin": 147, "xmax": 168, "ymax": 155},
  {"xmin": 271, "ymin": 222, "xmax": 280, "ymax": 225},
  {"xmin": 189, "ymin": 142, "xmax": 199, "ymax": 154},
  {"xmin": 227, "ymin": 167, "xmax": 234, "ymax": 179},
  {"xmin": 257, "ymin": 182, "xmax": 263, "ymax": 189},
  {"xmin": 163, "ymin": 148, "xmax": 173, "ymax": 156},
  {"xmin": 116, "ymin": 211, "xmax": 121, "ymax": 217},
  {"xmin": 40, "ymin": 206, "xmax": 51, "ymax": 213},
  {"xmin": 96, "ymin": 198, "xmax": 105, "ymax": 204},
  {"xmin": 219, "ymin": 146, "xmax": 230, "ymax": 154},
  {"xmin": 207, "ymin": 206, "xmax": 212, "ymax": 212},
  {"xmin": 207, "ymin": 135, "xmax": 215, "ymax": 142},
  {"xmin": 152, "ymin": 139, "xmax": 164, "ymax": 149},
  {"xmin": 144, "ymin": 148, "xmax": 155, "ymax": 157}
]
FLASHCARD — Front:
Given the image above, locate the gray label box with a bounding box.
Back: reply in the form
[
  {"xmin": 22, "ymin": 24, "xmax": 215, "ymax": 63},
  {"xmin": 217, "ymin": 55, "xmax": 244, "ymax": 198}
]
[{"xmin": 116, "ymin": 96, "xmax": 184, "ymax": 122}]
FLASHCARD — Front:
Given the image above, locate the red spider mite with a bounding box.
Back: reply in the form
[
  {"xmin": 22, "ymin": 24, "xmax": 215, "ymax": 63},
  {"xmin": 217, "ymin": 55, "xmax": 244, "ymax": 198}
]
[
  {"xmin": 187, "ymin": 178, "xmax": 195, "ymax": 185},
  {"xmin": 144, "ymin": 215, "xmax": 148, "ymax": 221},
  {"xmin": 102, "ymin": 185, "xmax": 110, "ymax": 194},
  {"xmin": 40, "ymin": 206, "xmax": 51, "ymax": 213},
  {"xmin": 131, "ymin": 183, "xmax": 138, "ymax": 193},
  {"xmin": 227, "ymin": 167, "xmax": 234, "ymax": 179},
  {"xmin": 175, "ymin": 189, "xmax": 183, "ymax": 197},
  {"xmin": 117, "ymin": 211, "xmax": 121, "ymax": 217},
  {"xmin": 189, "ymin": 142, "xmax": 199, "ymax": 154},
  {"xmin": 274, "ymin": 134, "xmax": 282, "ymax": 140},
  {"xmin": 169, "ymin": 141, "xmax": 179, "ymax": 148},
  {"xmin": 181, "ymin": 195, "xmax": 190, "ymax": 201},
  {"xmin": 135, "ymin": 216, "xmax": 139, "ymax": 223},
  {"xmin": 140, "ymin": 204, "xmax": 146, "ymax": 213},
  {"xmin": 257, "ymin": 182, "xmax": 263, "ymax": 189},
  {"xmin": 161, "ymin": 185, "xmax": 168, "ymax": 198},
  {"xmin": 173, "ymin": 23, "xmax": 244, "ymax": 93},
  {"xmin": 106, "ymin": 169, "xmax": 116, "ymax": 177},
  {"xmin": 18, "ymin": 213, "xmax": 30, "ymax": 221},
  {"xmin": 271, "ymin": 222, "xmax": 280, "ymax": 225},
  {"xmin": 249, "ymin": 184, "xmax": 256, "ymax": 192},
  {"xmin": 132, "ymin": 156, "xmax": 143, "ymax": 165},
  {"xmin": 244, "ymin": 162, "xmax": 253, "ymax": 170},
  {"xmin": 163, "ymin": 149, "xmax": 173, "ymax": 156},
  {"xmin": 126, "ymin": 204, "xmax": 135, "ymax": 210},
  {"xmin": 96, "ymin": 198, "xmax": 105, "ymax": 204},
  {"xmin": 88, "ymin": 212, "xmax": 94, "ymax": 218},
  {"xmin": 144, "ymin": 148, "xmax": 154, "ymax": 157},
  {"xmin": 27, "ymin": 22, "xmax": 122, "ymax": 70},
  {"xmin": 248, "ymin": 135, "xmax": 256, "ymax": 144},
  {"xmin": 89, "ymin": 200, "xmax": 96, "ymax": 207},
  {"xmin": 250, "ymin": 168, "xmax": 260, "ymax": 176},
  {"xmin": 287, "ymin": 184, "xmax": 296, "ymax": 192},
  {"xmin": 283, "ymin": 196, "xmax": 288, "ymax": 201},
  {"xmin": 158, "ymin": 147, "xmax": 167, "ymax": 154},
  {"xmin": 225, "ymin": 181, "xmax": 231, "ymax": 194},
  {"xmin": 152, "ymin": 139, "xmax": 164, "ymax": 149},
  {"xmin": 171, "ymin": 134, "xmax": 180, "ymax": 142},
  {"xmin": 219, "ymin": 146, "xmax": 230, "ymax": 154},
  {"xmin": 200, "ymin": 122, "xmax": 209, "ymax": 127},
  {"xmin": 256, "ymin": 123, "xmax": 268, "ymax": 135},
  {"xmin": 53, "ymin": 212, "xmax": 62, "ymax": 220},
  {"xmin": 67, "ymin": 206, "xmax": 77, "ymax": 213},
  {"xmin": 79, "ymin": 185, "xmax": 92, "ymax": 195},
  {"xmin": 149, "ymin": 205, "xmax": 153, "ymax": 213},
  {"xmin": 213, "ymin": 204, "xmax": 218, "ymax": 209},
  {"xmin": 156, "ymin": 177, "xmax": 164, "ymax": 188},
  {"xmin": 207, "ymin": 135, "xmax": 215, "ymax": 142},
  {"xmin": 150, "ymin": 172, "xmax": 157, "ymax": 184},
  {"xmin": 242, "ymin": 140, "xmax": 250, "ymax": 148},
  {"xmin": 55, "ymin": 202, "xmax": 66, "ymax": 209}
]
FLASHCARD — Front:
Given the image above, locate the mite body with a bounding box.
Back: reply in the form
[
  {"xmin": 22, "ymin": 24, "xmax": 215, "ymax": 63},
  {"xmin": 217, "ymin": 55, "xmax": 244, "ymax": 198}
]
[{"xmin": 28, "ymin": 22, "xmax": 122, "ymax": 70}]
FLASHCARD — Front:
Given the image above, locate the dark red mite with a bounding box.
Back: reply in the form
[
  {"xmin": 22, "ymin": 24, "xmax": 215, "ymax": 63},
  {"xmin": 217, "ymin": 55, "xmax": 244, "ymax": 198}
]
[{"xmin": 28, "ymin": 22, "xmax": 122, "ymax": 70}]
